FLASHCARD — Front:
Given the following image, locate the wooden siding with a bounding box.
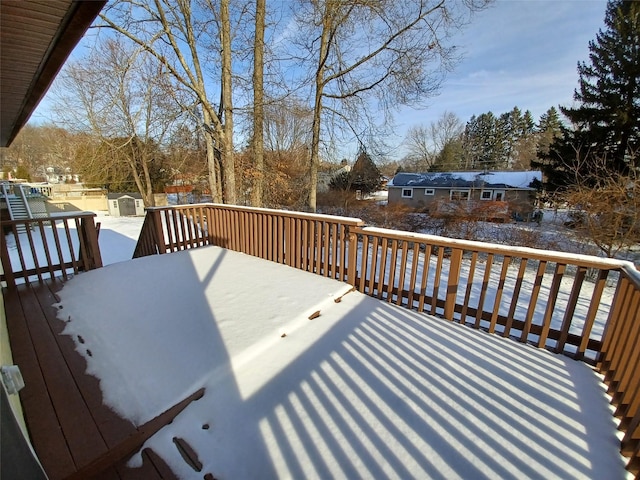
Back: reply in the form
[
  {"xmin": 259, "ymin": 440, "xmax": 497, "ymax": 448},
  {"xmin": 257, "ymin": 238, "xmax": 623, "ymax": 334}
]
[
  {"xmin": 388, "ymin": 186, "xmax": 537, "ymax": 218},
  {"xmin": 0, "ymin": 0, "xmax": 106, "ymax": 146}
]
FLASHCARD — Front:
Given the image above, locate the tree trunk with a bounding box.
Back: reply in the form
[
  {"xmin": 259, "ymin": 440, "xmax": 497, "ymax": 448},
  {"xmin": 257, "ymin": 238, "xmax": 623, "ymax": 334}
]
[
  {"xmin": 202, "ymin": 109, "xmax": 222, "ymax": 203},
  {"xmin": 308, "ymin": 6, "xmax": 333, "ymax": 213},
  {"xmin": 220, "ymin": 0, "xmax": 236, "ymax": 204},
  {"xmin": 251, "ymin": 0, "xmax": 265, "ymax": 207}
]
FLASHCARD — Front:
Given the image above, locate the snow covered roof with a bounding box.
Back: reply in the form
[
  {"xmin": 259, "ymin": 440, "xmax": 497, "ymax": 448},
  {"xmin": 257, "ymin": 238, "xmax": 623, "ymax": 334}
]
[
  {"xmin": 107, "ymin": 192, "xmax": 143, "ymax": 200},
  {"xmin": 389, "ymin": 171, "xmax": 542, "ymax": 190}
]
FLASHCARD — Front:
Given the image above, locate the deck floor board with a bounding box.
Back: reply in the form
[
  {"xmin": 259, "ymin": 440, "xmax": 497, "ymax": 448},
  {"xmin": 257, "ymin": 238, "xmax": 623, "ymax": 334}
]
[{"xmin": 3, "ymin": 279, "xmax": 177, "ymax": 480}]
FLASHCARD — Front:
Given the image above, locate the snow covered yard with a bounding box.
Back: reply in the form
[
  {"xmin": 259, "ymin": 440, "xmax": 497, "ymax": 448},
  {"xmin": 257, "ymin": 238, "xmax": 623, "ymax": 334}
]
[{"xmin": 53, "ymin": 245, "xmax": 630, "ymax": 479}]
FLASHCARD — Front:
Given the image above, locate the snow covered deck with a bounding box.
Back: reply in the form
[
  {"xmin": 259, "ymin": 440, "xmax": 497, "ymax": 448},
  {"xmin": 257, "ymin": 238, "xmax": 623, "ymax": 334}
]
[{"xmin": 52, "ymin": 246, "xmax": 628, "ymax": 479}]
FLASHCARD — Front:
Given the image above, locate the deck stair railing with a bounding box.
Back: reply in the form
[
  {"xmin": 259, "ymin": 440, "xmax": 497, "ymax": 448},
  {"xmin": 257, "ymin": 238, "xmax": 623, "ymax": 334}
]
[
  {"xmin": 134, "ymin": 204, "xmax": 640, "ymax": 475},
  {"xmin": 0, "ymin": 212, "xmax": 102, "ymax": 288},
  {"xmin": 1, "ymin": 183, "xmax": 34, "ymax": 233}
]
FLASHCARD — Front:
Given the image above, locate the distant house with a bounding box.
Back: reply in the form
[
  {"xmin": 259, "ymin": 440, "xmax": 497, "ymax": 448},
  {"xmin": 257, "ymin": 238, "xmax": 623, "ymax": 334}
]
[{"xmin": 388, "ymin": 171, "xmax": 542, "ymax": 220}]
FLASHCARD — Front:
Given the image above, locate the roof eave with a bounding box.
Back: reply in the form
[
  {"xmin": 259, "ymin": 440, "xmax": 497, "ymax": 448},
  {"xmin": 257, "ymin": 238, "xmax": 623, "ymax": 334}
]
[{"xmin": 0, "ymin": 0, "xmax": 106, "ymax": 147}]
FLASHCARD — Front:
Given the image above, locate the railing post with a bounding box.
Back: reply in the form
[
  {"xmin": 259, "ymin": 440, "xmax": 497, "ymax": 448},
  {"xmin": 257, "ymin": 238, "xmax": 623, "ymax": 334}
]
[
  {"xmin": 347, "ymin": 227, "xmax": 359, "ymax": 286},
  {"xmin": 151, "ymin": 209, "xmax": 166, "ymax": 254},
  {"xmin": 79, "ymin": 216, "xmax": 102, "ymax": 270},
  {"xmin": 444, "ymin": 248, "xmax": 462, "ymax": 320},
  {"xmin": 0, "ymin": 227, "xmax": 16, "ymax": 288}
]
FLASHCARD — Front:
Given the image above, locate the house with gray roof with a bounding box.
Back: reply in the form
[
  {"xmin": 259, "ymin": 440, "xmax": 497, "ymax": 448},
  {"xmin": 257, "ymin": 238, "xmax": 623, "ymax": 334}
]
[{"xmin": 388, "ymin": 171, "xmax": 542, "ymax": 220}]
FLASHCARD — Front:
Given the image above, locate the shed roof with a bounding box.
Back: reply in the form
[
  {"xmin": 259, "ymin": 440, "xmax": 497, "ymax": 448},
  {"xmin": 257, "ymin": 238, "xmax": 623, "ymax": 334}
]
[
  {"xmin": 108, "ymin": 192, "xmax": 143, "ymax": 200},
  {"xmin": 0, "ymin": 0, "xmax": 106, "ymax": 146},
  {"xmin": 389, "ymin": 171, "xmax": 542, "ymax": 190}
]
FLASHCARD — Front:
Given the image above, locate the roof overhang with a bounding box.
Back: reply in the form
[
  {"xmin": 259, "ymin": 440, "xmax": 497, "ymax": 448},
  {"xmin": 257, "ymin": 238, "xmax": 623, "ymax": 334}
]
[{"xmin": 0, "ymin": 0, "xmax": 106, "ymax": 147}]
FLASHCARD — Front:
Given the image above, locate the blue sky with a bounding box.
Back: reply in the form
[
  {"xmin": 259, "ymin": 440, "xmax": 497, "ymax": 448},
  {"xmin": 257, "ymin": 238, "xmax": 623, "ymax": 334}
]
[
  {"xmin": 393, "ymin": 0, "xmax": 608, "ymax": 134},
  {"xmin": 30, "ymin": 0, "xmax": 608, "ymax": 161}
]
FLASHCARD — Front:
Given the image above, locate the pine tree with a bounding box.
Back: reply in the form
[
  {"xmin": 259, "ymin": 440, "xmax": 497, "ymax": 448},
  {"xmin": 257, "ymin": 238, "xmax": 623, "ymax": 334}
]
[
  {"xmin": 535, "ymin": 107, "xmax": 563, "ymax": 157},
  {"xmin": 330, "ymin": 148, "xmax": 382, "ymax": 195},
  {"xmin": 531, "ymin": 107, "xmax": 569, "ymax": 189},
  {"xmin": 561, "ymin": 0, "xmax": 640, "ymax": 173},
  {"xmin": 350, "ymin": 148, "xmax": 382, "ymax": 194}
]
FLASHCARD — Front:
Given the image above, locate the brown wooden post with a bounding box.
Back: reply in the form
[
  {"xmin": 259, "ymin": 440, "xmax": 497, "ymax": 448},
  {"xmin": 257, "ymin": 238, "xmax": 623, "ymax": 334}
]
[
  {"xmin": 347, "ymin": 227, "xmax": 359, "ymax": 287},
  {"xmin": 0, "ymin": 224, "xmax": 16, "ymax": 288},
  {"xmin": 444, "ymin": 248, "xmax": 462, "ymax": 321},
  {"xmin": 151, "ymin": 209, "xmax": 166, "ymax": 254},
  {"xmin": 80, "ymin": 216, "xmax": 103, "ymax": 270}
]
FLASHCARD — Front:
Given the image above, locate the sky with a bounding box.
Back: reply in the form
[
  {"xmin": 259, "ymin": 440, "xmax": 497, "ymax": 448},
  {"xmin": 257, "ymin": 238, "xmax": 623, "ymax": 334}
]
[
  {"xmin": 27, "ymin": 0, "xmax": 609, "ymax": 160},
  {"xmin": 393, "ymin": 0, "xmax": 608, "ymax": 132}
]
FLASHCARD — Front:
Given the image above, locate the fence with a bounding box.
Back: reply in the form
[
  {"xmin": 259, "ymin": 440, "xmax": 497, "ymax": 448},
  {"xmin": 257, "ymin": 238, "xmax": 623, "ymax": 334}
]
[
  {"xmin": 0, "ymin": 213, "xmax": 102, "ymax": 287},
  {"xmin": 133, "ymin": 203, "xmax": 640, "ymax": 474}
]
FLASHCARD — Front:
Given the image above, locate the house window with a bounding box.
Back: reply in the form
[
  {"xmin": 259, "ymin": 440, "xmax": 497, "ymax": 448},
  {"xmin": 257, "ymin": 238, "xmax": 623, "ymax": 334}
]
[
  {"xmin": 424, "ymin": 188, "xmax": 435, "ymax": 196},
  {"xmin": 112, "ymin": 201, "xmax": 118, "ymax": 208},
  {"xmin": 481, "ymin": 190, "xmax": 493, "ymax": 200},
  {"xmin": 402, "ymin": 188, "xmax": 413, "ymax": 198},
  {"xmin": 494, "ymin": 190, "xmax": 505, "ymax": 201},
  {"xmin": 450, "ymin": 190, "xmax": 470, "ymax": 201}
]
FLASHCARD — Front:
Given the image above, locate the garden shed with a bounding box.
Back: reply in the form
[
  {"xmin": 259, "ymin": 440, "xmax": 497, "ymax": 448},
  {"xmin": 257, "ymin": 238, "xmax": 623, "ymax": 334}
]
[{"xmin": 107, "ymin": 193, "xmax": 145, "ymax": 217}]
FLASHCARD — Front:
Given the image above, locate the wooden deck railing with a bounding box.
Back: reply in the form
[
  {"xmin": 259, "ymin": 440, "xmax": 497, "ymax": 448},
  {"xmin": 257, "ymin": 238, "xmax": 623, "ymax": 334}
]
[
  {"xmin": 133, "ymin": 204, "xmax": 363, "ymax": 284},
  {"xmin": 134, "ymin": 203, "xmax": 640, "ymax": 474},
  {"xmin": 0, "ymin": 213, "xmax": 102, "ymax": 288}
]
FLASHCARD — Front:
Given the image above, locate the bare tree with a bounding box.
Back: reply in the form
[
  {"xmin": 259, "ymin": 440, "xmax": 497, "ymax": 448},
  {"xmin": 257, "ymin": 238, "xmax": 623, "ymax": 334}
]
[
  {"xmin": 54, "ymin": 39, "xmax": 186, "ymax": 205},
  {"xmin": 99, "ymin": 0, "xmax": 240, "ymax": 204},
  {"xmin": 404, "ymin": 111, "xmax": 463, "ymax": 171},
  {"xmin": 563, "ymin": 153, "xmax": 640, "ymax": 258},
  {"xmin": 289, "ymin": 0, "xmax": 490, "ymax": 211}
]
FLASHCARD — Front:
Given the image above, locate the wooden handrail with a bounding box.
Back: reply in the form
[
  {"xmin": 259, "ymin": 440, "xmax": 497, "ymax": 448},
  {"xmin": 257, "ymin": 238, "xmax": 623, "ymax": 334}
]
[
  {"xmin": 1, "ymin": 213, "xmax": 102, "ymax": 288},
  {"xmin": 133, "ymin": 203, "xmax": 640, "ymax": 474}
]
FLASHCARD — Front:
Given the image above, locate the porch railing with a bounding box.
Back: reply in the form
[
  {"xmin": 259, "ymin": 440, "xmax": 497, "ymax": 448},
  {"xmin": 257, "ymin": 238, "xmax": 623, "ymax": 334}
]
[
  {"xmin": 0, "ymin": 213, "xmax": 102, "ymax": 288},
  {"xmin": 134, "ymin": 204, "xmax": 640, "ymax": 474}
]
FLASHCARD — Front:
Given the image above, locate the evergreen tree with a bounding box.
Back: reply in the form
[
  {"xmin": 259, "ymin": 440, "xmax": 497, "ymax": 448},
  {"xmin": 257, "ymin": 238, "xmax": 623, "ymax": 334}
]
[
  {"xmin": 329, "ymin": 148, "xmax": 382, "ymax": 195},
  {"xmin": 350, "ymin": 148, "xmax": 382, "ymax": 194},
  {"xmin": 531, "ymin": 107, "xmax": 569, "ymax": 189},
  {"xmin": 535, "ymin": 107, "xmax": 563, "ymax": 156},
  {"xmin": 560, "ymin": 0, "xmax": 640, "ymax": 173}
]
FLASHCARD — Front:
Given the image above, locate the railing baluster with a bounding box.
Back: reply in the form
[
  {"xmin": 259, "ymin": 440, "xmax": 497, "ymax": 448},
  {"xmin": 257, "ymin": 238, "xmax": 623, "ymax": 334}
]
[
  {"xmin": 25, "ymin": 222, "xmax": 42, "ymax": 282},
  {"xmin": 431, "ymin": 247, "xmax": 445, "ymax": 315},
  {"xmin": 63, "ymin": 218, "xmax": 79, "ymax": 273},
  {"xmin": 503, "ymin": 258, "xmax": 527, "ymax": 338},
  {"xmin": 330, "ymin": 223, "xmax": 338, "ymax": 279},
  {"xmin": 368, "ymin": 236, "xmax": 380, "ymax": 297},
  {"xmin": 520, "ymin": 260, "xmax": 547, "ymax": 342},
  {"xmin": 474, "ymin": 253, "xmax": 494, "ymax": 328},
  {"xmin": 461, "ymin": 251, "xmax": 478, "ymax": 324},
  {"xmin": 406, "ymin": 242, "xmax": 420, "ymax": 309},
  {"xmin": 37, "ymin": 220, "xmax": 55, "ymax": 280},
  {"xmin": 538, "ymin": 263, "xmax": 566, "ymax": 348},
  {"xmin": 417, "ymin": 244, "xmax": 432, "ymax": 313},
  {"xmin": 445, "ymin": 248, "xmax": 463, "ymax": 321},
  {"xmin": 555, "ymin": 266, "xmax": 587, "ymax": 353},
  {"xmin": 489, "ymin": 255, "xmax": 510, "ymax": 333},
  {"xmin": 577, "ymin": 269, "xmax": 609, "ymax": 359},
  {"xmin": 49, "ymin": 219, "xmax": 67, "ymax": 280},
  {"xmin": 385, "ymin": 239, "xmax": 399, "ymax": 302},
  {"xmin": 396, "ymin": 241, "xmax": 409, "ymax": 307},
  {"xmin": 10, "ymin": 224, "xmax": 28, "ymax": 284},
  {"xmin": 377, "ymin": 237, "xmax": 389, "ymax": 300}
]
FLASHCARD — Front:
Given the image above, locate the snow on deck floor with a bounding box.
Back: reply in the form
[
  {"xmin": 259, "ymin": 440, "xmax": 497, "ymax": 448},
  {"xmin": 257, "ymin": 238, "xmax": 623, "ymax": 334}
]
[{"xmin": 55, "ymin": 246, "xmax": 629, "ymax": 479}]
